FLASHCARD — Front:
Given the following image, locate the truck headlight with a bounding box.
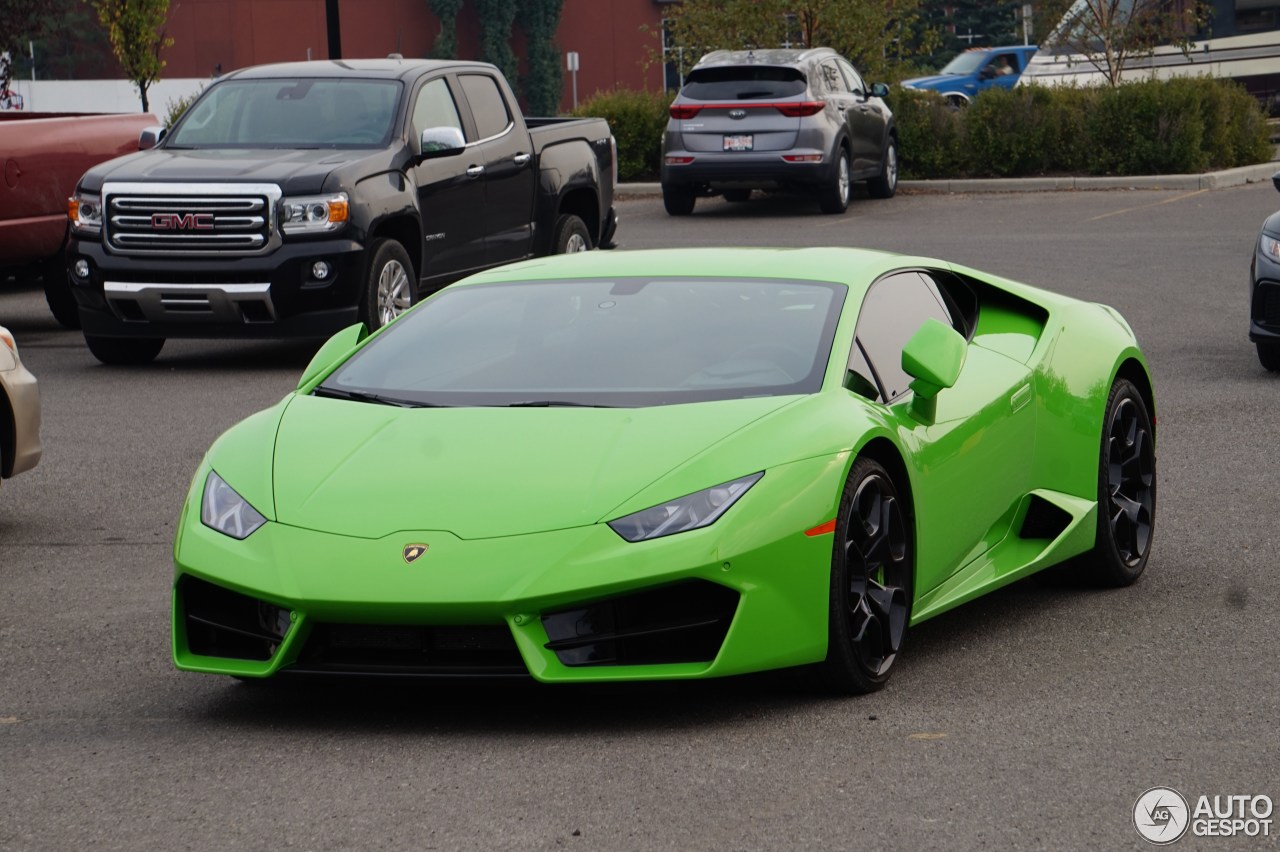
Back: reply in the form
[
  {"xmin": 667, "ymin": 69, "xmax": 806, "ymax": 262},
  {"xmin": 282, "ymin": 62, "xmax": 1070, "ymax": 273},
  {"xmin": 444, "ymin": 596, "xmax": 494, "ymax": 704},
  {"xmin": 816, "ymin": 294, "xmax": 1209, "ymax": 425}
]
[
  {"xmin": 607, "ymin": 473, "xmax": 763, "ymax": 542},
  {"xmin": 1261, "ymin": 234, "xmax": 1280, "ymax": 261},
  {"xmin": 280, "ymin": 192, "xmax": 349, "ymax": 234},
  {"xmin": 67, "ymin": 192, "xmax": 103, "ymax": 234},
  {"xmin": 201, "ymin": 471, "xmax": 267, "ymax": 540}
]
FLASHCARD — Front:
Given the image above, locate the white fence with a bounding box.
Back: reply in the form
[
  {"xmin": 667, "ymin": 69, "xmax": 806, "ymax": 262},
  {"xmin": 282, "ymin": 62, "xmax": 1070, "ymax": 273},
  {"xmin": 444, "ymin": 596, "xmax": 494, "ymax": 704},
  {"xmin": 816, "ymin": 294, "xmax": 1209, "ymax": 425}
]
[{"xmin": 2, "ymin": 78, "xmax": 210, "ymax": 116}]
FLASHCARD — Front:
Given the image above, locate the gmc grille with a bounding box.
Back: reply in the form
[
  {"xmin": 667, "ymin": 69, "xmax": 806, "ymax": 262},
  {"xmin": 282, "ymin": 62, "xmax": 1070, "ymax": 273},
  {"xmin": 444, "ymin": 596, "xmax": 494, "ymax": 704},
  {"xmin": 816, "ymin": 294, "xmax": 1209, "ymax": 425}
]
[{"xmin": 102, "ymin": 182, "xmax": 281, "ymax": 256}]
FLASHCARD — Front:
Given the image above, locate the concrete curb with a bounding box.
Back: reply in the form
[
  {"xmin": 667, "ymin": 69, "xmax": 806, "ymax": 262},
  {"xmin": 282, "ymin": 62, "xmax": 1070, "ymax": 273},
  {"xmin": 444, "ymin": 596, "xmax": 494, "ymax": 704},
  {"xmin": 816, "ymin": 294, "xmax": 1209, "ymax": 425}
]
[{"xmin": 615, "ymin": 161, "xmax": 1280, "ymax": 198}]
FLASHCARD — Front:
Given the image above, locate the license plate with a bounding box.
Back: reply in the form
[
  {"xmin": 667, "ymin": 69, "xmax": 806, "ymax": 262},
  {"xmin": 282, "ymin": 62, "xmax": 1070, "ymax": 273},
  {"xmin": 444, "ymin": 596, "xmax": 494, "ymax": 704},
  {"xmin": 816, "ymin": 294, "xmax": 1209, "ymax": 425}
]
[{"xmin": 723, "ymin": 134, "xmax": 753, "ymax": 151}]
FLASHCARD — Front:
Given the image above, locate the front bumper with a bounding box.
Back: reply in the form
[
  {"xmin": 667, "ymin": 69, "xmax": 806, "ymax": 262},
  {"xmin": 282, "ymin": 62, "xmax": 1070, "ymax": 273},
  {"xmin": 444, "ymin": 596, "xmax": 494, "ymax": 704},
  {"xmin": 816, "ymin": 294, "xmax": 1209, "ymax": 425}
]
[
  {"xmin": 67, "ymin": 235, "xmax": 366, "ymax": 340},
  {"xmin": 172, "ymin": 454, "xmax": 847, "ymax": 681}
]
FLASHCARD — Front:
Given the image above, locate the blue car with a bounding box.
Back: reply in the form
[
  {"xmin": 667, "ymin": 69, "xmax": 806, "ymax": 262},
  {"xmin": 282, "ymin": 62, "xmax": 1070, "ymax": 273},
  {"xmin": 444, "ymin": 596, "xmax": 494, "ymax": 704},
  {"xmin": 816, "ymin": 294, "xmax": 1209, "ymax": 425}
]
[{"xmin": 901, "ymin": 46, "xmax": 1038, "ymax": 107}]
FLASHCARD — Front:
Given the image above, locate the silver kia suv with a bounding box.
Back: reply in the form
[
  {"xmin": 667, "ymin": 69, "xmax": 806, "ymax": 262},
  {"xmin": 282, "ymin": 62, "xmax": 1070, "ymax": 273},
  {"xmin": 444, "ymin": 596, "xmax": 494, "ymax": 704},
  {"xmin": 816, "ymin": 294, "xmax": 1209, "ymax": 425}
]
[{"xmin": 661, "ymin": 48, "xmax": 897, "ymax": 215}]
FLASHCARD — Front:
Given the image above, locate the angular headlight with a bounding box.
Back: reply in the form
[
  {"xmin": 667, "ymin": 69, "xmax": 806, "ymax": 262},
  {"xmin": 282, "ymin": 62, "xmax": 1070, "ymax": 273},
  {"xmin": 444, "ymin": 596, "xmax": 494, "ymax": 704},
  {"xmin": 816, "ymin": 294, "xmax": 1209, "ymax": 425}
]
[
  {"xmin": 280, "ymin": 192, "xmax": 349, "ymax": 234},
  {"xmin": 201, "ymin": 471, "xmax": 267, "ymax": 540},
  {"xmin": 607, "ymin": 473, "xmax": 764, "ymax": 542},
  {"xmin": 1261, "ymin": 234, "xmax": 1280, "ymax": 261},
  {"xmin": 67, "ymin": 191, "xmax": 103, "ymax": 234}
]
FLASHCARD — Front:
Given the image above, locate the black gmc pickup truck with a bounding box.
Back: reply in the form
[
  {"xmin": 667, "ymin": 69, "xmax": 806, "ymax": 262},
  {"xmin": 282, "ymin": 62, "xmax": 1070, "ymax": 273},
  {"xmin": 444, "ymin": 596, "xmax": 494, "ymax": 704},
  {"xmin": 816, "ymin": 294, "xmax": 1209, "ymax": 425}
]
[{"xmin": 65, "ymin": 58, "xmax": 618, "ymax": 364}]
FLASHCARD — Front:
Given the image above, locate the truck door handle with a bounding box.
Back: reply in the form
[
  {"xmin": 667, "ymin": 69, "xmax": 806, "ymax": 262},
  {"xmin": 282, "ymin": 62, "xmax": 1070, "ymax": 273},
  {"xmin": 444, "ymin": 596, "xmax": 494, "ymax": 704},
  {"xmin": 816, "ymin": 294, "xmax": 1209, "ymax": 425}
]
[
  {"xmin": 466, "ymin": 165, "xmax": 485, "ymax": 178},
  {"xmin": 512, "ymin": 153, "xmax": 531, "ymax": 166}
]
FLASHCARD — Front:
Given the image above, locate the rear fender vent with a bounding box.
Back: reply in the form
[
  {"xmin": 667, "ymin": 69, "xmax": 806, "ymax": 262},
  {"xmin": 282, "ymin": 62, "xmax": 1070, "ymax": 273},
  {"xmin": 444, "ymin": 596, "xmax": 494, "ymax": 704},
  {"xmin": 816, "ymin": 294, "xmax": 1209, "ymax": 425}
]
[
  {"xmin": 542, "ymin": 580, "xmax": 740, "ymax": 667},
  {"xmin": 1018, "ymin": 494, "xmax": 1073, "ymax": 541},
  {"xmin": 179, "ymin": 575, "xmax": 292, "ymax": 661}
]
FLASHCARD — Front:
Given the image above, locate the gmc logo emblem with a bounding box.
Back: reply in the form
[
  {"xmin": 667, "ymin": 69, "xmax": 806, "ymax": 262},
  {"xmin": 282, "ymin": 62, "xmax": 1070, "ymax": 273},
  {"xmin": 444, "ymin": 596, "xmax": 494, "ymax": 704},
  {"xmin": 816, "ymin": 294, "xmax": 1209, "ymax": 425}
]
[{"xmin": 151, "ymin": 212, "xmax": 215, "ymax": 230}]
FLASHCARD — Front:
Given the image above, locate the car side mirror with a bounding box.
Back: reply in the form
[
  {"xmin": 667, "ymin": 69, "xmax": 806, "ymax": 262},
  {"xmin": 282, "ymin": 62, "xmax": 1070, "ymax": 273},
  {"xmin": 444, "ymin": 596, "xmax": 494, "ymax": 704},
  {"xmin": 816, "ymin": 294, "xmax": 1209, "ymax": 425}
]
[
  {"xmin": 298, "ymin": 322, "xmax": 368, "ymax": 390},
  {"xmin": 1272, "ymin": 170, "xmax": 1280, "ymax": 193},
  {"xmin": 419, "ymin": 126, "xmax": 466, "ymax": 161},
  {"xmin": 870, "ymin": 82, "xmax": 889, "ymax": 99},
  {"xmin": 901, "ymin": 318, "xmax": 966, "ymax": 423},
  {"xmin": 138, "ymin": 125, "xmax": 167, "ymax": 150}
]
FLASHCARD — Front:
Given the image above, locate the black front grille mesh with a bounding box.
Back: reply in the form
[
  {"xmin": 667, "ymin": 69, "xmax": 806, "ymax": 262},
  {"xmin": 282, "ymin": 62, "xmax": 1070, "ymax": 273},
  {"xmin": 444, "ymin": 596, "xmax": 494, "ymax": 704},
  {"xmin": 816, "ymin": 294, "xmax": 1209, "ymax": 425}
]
[
  {"xmin": 1257, "ymin": 281, "xmax": 1280, "ymax": 327},
  {"xmin": 180, "ymin": 575, "xmax": 291, "ymax": 661},
  {"xmin": 295, "ymin": 624, "xmax": 527, "ymax": 675},
  {"xmin": 542, "ymin": 580, "xmax": 740, "ymax": 667}
]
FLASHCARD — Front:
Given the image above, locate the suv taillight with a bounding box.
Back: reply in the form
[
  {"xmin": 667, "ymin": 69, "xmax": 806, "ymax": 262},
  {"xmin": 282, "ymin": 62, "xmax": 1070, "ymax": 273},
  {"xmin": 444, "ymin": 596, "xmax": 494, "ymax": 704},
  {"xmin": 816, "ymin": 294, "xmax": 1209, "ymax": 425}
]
[
  {"xmin": 775, "ymin": 101, "xmax": 826, "ymax": 117},
  {"xmin": 670, "ymin": 104, "xmax": 702, "ymax": 119}
]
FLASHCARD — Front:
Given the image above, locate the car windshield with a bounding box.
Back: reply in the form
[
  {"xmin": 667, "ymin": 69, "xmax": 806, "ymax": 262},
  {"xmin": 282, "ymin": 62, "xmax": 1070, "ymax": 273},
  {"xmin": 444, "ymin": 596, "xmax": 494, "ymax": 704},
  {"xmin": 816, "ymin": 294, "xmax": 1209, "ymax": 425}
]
[
  {"xmin": 681, "ymin": 66, "xmax": 807, "ymax": 100},
  {"xmin": 939, "ymin": 52, "xmax": 988, "ymax": 75},
  {"xmin": 320, "ymin": 277, "xmax": 846, "ymax": 407},
  {"xmin": 167, "ymin": 78, "xmax": 401, "ymax": 148}
]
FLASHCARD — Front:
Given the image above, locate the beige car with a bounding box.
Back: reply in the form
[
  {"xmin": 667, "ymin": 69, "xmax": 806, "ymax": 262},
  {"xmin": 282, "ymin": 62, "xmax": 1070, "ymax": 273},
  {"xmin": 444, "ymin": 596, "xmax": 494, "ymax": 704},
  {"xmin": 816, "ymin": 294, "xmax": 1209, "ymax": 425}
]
[{"xmin": 0, "ymin": 325, "xmax": 41, "ymax": 485}]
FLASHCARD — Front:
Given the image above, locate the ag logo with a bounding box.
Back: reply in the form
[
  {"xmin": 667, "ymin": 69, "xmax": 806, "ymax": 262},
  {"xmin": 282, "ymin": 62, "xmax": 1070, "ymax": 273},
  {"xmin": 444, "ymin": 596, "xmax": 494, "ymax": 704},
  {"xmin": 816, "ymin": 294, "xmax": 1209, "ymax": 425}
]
[
  {"xmin": 402, "ymin": 543, "xmax": 429, "ymax": 563},
  {"xmin": 1134, "ymin": 787, "xmax": 1190, "ymax": 844}
]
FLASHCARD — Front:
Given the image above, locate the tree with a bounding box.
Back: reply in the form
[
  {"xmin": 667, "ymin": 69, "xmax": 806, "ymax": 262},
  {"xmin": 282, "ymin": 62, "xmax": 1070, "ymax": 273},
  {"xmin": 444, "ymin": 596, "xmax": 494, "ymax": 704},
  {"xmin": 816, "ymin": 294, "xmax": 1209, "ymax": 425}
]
[
  {"xmin": 89, "ymin": 0, "xmax": 174, "ymax": 112},
  {"xmin": 473, "ymin": 0, "xmax": 518, "ymax": 85},
  {"xmin": 1048, "ymin": 0, "xmax": 1209, "ymax": 86},
  {"xmin": 426, "ymin": 0, "xmax": 463, "ymax": 59},
  {"xmin": 0, "ymin": 0, "xmax": 48, "ymax": 93},
  {"xmin": 518, "ymin": 0, "xmax": 565, "ymax": 115},
  {"xmin": 663, "ymin": 0, "xmax": 935, "ymax": 82}
]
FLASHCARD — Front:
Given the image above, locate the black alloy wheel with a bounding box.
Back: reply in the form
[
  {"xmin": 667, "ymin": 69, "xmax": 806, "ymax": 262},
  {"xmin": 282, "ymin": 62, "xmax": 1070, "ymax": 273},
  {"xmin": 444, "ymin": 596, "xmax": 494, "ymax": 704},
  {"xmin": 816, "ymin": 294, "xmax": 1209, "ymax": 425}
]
[
  {"xmin": 822, "ymin": 456, "xmax": 913, "ymax": 694},
  {"xmin": 1085, "ymin": 378, "xmax": 1156, "ymax": 586}
]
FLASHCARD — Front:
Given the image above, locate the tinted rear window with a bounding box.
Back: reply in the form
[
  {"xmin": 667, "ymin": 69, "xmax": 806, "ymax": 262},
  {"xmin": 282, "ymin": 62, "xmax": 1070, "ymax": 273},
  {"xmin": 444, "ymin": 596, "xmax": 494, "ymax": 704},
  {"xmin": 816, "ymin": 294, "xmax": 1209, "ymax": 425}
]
[{"xmin": 681, "ymin": 66, "xmax": 807, "ymax": 101}]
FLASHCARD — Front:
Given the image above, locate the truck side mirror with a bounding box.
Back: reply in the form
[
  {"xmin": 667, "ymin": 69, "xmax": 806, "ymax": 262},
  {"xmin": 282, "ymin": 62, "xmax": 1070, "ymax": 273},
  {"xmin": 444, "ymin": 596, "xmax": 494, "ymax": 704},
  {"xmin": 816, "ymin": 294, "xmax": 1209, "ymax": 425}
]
[
  {"xmin": 297, "ymin": 322, "xmax": 368, "ymax": 390},
  {"xmin": 138, "ymin": 125, "xmax": 167, "ymax": 150},
  {"xmin": 419, "ymin": 126, "xmax": 466, "ymax": 161},
  {"xmin": 870, "ymin": 82, "xmax": 889, "ymax": 99},
  {"xmin": 902, "ymin": 318, "xmax": 966, "ymax": 423},
  {"xmin": 979, "ymin": 65, "xmax": 998, "ymax": 80}
]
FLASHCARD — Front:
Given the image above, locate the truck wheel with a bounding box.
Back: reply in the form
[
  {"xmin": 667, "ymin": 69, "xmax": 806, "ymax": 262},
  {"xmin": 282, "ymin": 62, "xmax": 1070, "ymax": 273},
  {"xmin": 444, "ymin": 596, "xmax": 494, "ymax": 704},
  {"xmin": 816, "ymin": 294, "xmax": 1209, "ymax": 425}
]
[
  {"xmin": 662, "ymin": 183, "xmax": 695, "ymax": 216},
  {"xmin": 360, "ymin": 239, "xmax": 416, "ymax": 331},
  {"xmin": 553, "ymin": 214, "xmax": 592, "ymax": 254},
  {"xmin": 84, "ymin": 335, "xmax": 165, "ymax": 366},
  {"xmin": 42, "ymin": 253, "xmax": 81, "ymax": 330},
  {"xmin": 868, "ymin": 137, "xmax": 898, "ymax": 200},
  {"xmin": 818, "ymin": 147, "xmax": 851, "ymax": 214}
]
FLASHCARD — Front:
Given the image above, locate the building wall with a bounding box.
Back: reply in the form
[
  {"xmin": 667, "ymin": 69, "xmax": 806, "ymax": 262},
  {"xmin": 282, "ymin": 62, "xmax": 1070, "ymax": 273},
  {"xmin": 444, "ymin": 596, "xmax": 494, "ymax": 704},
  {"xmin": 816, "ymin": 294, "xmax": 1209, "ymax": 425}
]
[{"xmin": 159, "ymin": 0, "xmax": 667, "ymax": 111}]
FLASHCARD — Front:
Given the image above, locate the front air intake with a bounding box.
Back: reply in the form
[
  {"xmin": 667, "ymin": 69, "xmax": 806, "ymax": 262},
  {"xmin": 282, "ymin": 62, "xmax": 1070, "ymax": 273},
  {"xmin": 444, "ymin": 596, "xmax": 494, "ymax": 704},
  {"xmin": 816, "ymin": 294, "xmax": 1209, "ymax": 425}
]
[
  {"xmin": 542, "ymin": 580, "xmax": 740, "ymax": 667},
  {"xmin": 179, "ymin": 575, "xmax": 291, "ymax": 661},
  {"xmin": 293, "ymin": 624, "xmax": 527, "ymax": 676}
]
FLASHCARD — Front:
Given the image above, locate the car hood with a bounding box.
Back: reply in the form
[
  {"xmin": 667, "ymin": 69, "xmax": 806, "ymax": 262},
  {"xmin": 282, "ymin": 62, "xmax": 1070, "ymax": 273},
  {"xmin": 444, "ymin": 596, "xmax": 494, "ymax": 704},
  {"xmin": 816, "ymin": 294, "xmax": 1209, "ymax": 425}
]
[
  {"xmin": 270, "ymin": 394, "xmax": 800, "ymax": 540},
  {"xmin": 81, "ymin": 147, "xmax": 377, "ymax": 195},
  {"xmin": 901, "ymin": 74, "xmax": 964, "ymax": 91}
]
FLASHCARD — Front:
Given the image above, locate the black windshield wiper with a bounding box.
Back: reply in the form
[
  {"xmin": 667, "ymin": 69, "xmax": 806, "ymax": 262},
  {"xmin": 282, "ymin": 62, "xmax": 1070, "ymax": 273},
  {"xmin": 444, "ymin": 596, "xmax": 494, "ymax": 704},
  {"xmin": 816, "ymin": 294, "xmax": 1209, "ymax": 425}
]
[
  {"xmin": 313, "ymin": 387, "xmax": 446, "ymax": 408},
  {"xmin": 502, "ymin": 400, "xmax": 617, "ymax": 408}
]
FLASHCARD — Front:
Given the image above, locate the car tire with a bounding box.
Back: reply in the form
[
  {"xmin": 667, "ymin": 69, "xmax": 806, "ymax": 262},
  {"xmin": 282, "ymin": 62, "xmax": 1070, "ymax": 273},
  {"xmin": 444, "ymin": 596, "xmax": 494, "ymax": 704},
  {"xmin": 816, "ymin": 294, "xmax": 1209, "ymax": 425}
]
[
  {"xmin": 662, "ymin": 183, "xmax": 696, "ymax": 216},
  {"xmin": 360, "ymin": 238, "xmax": 416, "ymax": 331},
  {"xmin": 820, "ymin": 456, "xmax": 913, "ymax": 694},
  {"xmin": 722, "ymin": 189, "xmax": 751, "ymax": 203},
  {"xmin": 553, "ymin": 213, "xmax": 592, "ymax": 253},
  {"xmin": 42, "ymin": 252, "xmax": 81, "ymax": 330},
  {"xmin": 818, "ymin": 147, "xmax": 851, "ymax": 215},
  {"xmin": 945, "ymin": 94, "xmax": 968, "ymax": 109},
  {"xmin": 867, "ymin": 136, "xmax": 898, "ymax": 200},
  {"xmin": 1257, "ymin": 341, "xmax": 1280, "ymax": 372},
  {"xmin": 1080, "ymin": 378, "xmax": 1156, "ymax": 586},
  {"xmin": 84, "ymin": 334, "xmax": 165, "ymax": 365}
]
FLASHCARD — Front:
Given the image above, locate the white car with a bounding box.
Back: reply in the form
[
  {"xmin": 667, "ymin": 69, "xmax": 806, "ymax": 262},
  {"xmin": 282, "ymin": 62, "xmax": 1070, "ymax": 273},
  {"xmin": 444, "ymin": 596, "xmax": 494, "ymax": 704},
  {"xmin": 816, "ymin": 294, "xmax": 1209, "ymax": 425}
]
[{"xmin": 0, "ymin": 325, "xmax": 42, "ymax": 486}]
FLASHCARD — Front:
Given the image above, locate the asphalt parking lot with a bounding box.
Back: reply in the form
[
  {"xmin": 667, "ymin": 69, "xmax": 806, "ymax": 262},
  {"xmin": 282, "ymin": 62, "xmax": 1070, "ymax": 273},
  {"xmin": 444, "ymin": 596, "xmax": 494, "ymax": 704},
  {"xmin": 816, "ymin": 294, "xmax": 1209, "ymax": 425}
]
[{"xmin": 2, "ymin": 183, "xmax": 1278, "ymax": 849}]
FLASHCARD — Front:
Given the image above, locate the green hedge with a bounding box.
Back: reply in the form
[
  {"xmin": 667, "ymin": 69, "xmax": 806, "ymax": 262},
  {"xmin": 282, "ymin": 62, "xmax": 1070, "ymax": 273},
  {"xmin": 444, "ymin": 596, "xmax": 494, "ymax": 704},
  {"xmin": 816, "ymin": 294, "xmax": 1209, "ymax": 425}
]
[
  {"xmin": 570, "ymin": 89, "xmax": 673, "ymax": 181},
  {"xmin": 888, "ymin": 77, "xmax": 1272, "ymax": 179}
]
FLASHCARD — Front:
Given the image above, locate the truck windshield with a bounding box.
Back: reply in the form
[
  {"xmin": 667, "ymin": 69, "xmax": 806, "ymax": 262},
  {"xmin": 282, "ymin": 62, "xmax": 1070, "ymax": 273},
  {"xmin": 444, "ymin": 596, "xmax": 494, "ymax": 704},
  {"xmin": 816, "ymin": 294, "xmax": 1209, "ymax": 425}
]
[
  {"xmin": 320, "ymin": 277, "xmax": 846, "ymax": 408},
  {"xmin": 168, "ymin": 78, "xmax": 401, "ymax": 148},
  {"xmin": 939, "ymin": 53, "xmax": 988, "ymax": 75}
]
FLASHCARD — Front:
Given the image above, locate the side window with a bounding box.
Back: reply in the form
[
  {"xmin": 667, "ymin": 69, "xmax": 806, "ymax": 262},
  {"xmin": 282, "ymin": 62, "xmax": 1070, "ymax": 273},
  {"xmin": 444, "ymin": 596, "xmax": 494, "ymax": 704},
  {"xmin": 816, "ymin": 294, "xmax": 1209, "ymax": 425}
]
[
  {"xmin": 854, "ymin": 271, "xmax": 957, "ymax": 401},
  {"xmin": 819, "ymin": 60, "xmax": 848, "ymax": 94},
  {"xmin": 988, "ymin": 53, "xmax": 1018, "ymax": 76},
  {"xmin": 845, "ymin": 338, "xmax": 881, "ymax": 402},
  {"xmin": 837, "ymin": 59, "xmax": 865, "ymax": 97},
  {"xmin": 458, "ymin": 74, "xmax": 512, "ymax": 141},
  {"xmin": 411, "ymin": 78, "xmax": 463, "ymax": 152}
]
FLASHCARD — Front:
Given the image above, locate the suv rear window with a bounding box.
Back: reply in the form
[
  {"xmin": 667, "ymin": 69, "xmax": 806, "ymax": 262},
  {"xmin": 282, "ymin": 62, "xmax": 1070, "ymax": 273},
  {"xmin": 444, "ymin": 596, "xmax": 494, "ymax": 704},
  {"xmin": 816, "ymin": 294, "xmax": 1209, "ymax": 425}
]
[{"xmin": 681, "ymin": 66, "xmax": 807, "ymax": 101}]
